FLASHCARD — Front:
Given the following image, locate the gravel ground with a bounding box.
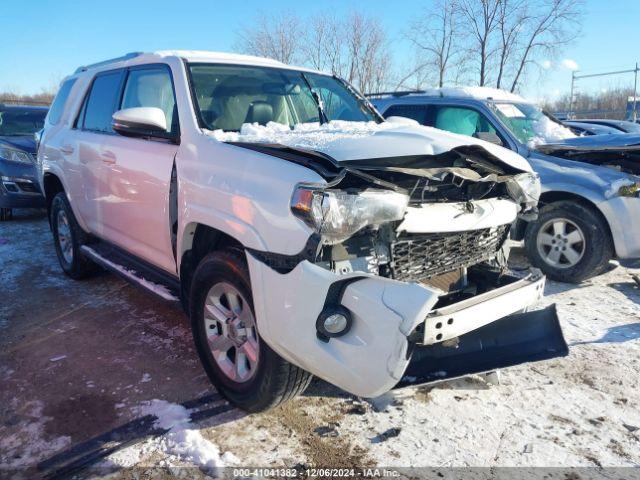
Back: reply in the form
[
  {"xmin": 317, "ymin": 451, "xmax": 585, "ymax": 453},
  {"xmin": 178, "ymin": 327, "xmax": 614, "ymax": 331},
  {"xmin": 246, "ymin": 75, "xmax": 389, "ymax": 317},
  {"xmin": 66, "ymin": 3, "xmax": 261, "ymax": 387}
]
[{"xmin": 1, "ymin": 210, "xmax": 639, "ymax": 478}]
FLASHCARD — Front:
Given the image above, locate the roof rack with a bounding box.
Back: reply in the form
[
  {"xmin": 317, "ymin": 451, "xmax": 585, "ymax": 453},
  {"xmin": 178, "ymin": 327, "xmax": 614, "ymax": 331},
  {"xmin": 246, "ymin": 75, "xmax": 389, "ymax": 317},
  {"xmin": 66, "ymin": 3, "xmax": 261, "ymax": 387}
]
[
  {"xmin": 74, "ymin": 52, "xmax": 144, "ymax": 74},
  {"xmin": 364, "ymin": 90, "xmax": 426, "ymax": 99}
]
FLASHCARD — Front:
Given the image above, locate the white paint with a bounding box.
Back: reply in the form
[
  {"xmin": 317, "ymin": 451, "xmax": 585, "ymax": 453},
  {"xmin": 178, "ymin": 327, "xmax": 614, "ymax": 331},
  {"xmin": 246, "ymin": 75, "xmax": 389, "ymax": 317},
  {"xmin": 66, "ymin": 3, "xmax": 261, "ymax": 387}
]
[{"xmin": 398, "ymin": 198, "xmax": 518, "ymax": 234}]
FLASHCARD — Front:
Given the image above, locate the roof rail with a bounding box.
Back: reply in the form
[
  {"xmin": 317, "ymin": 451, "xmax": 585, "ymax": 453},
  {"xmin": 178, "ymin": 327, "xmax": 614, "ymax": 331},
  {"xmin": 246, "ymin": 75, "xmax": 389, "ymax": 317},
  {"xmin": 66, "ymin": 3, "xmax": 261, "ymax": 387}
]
[
  {"xmin": 74, "ymin": 52, "xmax": 144, "ymax": 74},
  {"xmin": 364, "ymin": 90, "xmax": 426, "ymax": 99}
]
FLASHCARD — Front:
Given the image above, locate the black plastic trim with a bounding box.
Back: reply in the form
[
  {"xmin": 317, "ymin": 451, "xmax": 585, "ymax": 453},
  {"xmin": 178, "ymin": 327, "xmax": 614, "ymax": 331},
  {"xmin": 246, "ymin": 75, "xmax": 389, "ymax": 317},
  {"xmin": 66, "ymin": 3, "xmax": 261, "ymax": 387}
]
[{"xmin": 246, "ymin": 234, "xmax": 321, "ymax": 274}]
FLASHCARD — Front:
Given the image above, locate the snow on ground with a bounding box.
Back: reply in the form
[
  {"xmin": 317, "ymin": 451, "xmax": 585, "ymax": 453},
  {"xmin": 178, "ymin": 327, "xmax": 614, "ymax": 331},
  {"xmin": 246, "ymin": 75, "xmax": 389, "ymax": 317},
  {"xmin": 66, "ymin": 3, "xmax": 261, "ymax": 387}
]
[
  {"xmin": 1, "ymin": 211, "xmax": 639, "ymax": 476},
  {"xmin": 99, "ymin": 399, "xmax": 237, "ymax": 476}
]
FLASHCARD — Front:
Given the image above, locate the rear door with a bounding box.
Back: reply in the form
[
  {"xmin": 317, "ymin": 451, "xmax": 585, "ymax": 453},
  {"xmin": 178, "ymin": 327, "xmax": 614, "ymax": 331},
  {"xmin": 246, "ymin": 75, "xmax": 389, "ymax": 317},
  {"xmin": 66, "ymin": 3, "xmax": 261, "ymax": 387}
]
[
  {"xmin": 72, "ymin": 70, "xmax": 126, "ymax": 232},
  {"xmin": 96, "ymin": 64, "xmax": 179, "ymax": 274}
]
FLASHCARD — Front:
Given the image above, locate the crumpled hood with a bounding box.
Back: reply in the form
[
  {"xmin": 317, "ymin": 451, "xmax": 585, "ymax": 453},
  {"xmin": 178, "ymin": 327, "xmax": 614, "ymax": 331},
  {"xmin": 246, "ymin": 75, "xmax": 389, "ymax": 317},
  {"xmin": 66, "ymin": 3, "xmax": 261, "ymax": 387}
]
[
  {"xmin": 210, "ymin": 119, "xmax": 533, "ymax": 173},
  {"xmin": 537, "ymin": 133, "xmax": 640, "ymax": 153},
  {"xmin": 0, "ymin": 135, "xmax": 37, "ymax": 154}
]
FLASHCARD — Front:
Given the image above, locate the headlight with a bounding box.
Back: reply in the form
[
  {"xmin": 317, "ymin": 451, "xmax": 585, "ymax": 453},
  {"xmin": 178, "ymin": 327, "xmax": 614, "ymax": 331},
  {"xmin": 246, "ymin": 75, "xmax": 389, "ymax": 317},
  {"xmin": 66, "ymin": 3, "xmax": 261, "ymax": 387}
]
[
  {"xmin": 506, "ymin": 172, "xmax": 541, "ymax": 209},
  {"xmin": 291, "ymin": 186, "xmax": 409, "ymax": 244},
  {"xmin": 0, "ymin": 146, "xmax": 33, "ymax": 164},
  {"xmin": 614, "ymin": 181, "xmax": 640, "ymax": 198}
]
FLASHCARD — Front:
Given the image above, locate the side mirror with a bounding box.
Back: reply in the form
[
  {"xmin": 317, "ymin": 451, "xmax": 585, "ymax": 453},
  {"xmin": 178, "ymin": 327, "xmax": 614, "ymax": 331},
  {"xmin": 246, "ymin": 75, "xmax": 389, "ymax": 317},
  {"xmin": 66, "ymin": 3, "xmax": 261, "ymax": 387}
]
[
  {"xmin": 112, "ymin": 107, "xmax": 170, "ymax": 139},
  {"xmin": 474, "ymin": 131, "xmax": 504, "ymax": 146}
]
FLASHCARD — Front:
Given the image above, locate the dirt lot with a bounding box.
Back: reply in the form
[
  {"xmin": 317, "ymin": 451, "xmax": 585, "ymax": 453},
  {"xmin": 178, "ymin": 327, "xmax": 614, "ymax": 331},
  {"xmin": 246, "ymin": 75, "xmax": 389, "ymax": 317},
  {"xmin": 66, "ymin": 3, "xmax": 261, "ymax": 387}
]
[{"xmin": 1, "ymin": 210, "xmax": 640, "ymax": 478}]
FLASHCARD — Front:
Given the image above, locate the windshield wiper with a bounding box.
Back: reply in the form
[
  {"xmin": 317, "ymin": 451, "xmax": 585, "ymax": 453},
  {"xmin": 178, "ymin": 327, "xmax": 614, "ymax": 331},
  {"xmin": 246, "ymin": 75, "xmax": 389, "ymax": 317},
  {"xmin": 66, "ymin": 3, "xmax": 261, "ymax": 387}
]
[{"xmin": 301, "ymin": 73, "xmax": 329, "ymax": 125}]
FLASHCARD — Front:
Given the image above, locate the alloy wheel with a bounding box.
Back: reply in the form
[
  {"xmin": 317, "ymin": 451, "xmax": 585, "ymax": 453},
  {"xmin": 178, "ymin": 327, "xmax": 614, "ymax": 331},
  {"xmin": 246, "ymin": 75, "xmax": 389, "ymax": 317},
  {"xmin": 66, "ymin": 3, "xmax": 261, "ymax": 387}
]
[
  {"xmin": 536, "ymin": 218, "xmax": 585, "ymax": 269},
  {"xmin": 203, "ymin": 282, "xmax": 259, "ymax": 383},
  {"xmin": 56, "ymin": 209, "xmax": 74, "ymax": 264}
]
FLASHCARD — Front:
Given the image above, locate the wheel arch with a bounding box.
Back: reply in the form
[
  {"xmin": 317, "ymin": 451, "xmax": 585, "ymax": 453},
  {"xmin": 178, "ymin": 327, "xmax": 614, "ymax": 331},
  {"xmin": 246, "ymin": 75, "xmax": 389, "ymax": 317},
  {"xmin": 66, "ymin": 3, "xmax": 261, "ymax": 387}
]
[
  {"xmin": 179, "ymin": 222, "xmax": 245, "ymax": 310},
  {"xmin": 42, "ymin": 173, "xmax": 65, "ymax": 221}
]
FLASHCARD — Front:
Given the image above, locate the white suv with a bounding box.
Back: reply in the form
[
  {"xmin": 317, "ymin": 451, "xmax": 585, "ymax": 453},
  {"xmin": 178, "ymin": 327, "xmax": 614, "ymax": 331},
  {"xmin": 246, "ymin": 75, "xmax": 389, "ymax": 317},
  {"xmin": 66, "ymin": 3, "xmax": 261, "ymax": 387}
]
[{"xmin": 38, "ymin": 51, "xmax": 567, "ymax": 411}]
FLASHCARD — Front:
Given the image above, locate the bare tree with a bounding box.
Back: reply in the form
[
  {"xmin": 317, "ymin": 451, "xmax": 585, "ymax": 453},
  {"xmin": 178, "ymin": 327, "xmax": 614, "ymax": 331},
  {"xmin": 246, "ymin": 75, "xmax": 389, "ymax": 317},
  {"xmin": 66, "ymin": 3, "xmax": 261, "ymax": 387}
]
[
  {"xmin": 405, "ymin": 0, "xmax": 460, "ymax": 88},
  {"xmin": 458, "ymin": 0, "xmax": 501, "ymax": 86},
  {"xmin": 302, "ymin": 13, "xmax": 343, "ymax": 74},
  {"xmin": 236, "ymin": 12, "xmax": 302, "ymax": 64},
  {"xmin": 494, "ymin": 0, "xmax": 528, "ymax": 89},
  {"xmin": 508, "ymin": 0, "xmax": 582, "ymax": 92}
]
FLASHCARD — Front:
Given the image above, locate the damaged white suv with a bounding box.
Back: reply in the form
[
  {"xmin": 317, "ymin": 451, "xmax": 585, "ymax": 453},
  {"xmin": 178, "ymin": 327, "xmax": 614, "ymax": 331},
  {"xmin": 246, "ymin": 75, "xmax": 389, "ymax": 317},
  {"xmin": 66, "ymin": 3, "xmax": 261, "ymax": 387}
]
[{"xmin": 39, "ymin": 51, "xmax": 567, "ymax": 411}]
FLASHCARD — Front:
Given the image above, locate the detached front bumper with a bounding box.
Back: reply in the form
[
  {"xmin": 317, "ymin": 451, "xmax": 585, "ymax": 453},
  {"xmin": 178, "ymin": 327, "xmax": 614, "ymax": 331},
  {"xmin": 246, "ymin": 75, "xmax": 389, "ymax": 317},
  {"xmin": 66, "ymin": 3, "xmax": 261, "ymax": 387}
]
[
  {"xmin": 599, "ymin": 196, "xmax": 640, "ymax": 259},
  {"xmin": 247, "ymin": 254, "xmax": 567, "ymax": 398}
]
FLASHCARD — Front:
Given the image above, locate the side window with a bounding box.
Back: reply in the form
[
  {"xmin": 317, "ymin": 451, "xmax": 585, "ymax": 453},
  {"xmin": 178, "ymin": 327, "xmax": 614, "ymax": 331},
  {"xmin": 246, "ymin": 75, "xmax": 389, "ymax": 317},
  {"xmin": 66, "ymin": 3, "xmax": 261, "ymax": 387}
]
[
  {"xmin": 432, "ymin": 106, "xmax": 497, "ymax": 137},
  {"xmin": 47, "ymin": 78, "xmax": 77, "ymax": 125},
  {"xmin": 81, "ymin": 71, "xmax": 124, "ymax": 133},
  {"xmin": 121, "ymin": 67, "xmax": 178, "ymax": 134},
  {"xmin": 384, "ymin": 104, "xmax": 429, "ymax": 124}
]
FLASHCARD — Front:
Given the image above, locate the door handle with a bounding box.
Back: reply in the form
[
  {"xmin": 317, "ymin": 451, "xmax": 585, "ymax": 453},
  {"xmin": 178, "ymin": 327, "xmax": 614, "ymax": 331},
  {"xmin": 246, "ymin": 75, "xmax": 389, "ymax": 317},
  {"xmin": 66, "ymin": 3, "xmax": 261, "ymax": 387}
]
[
  {"xmin": 101, "ymin": 151, "xmax": 117, "ymax": 165},
  {"xmin": 60, "ymin": 144, "xmax": 74, "ymax": 155}
]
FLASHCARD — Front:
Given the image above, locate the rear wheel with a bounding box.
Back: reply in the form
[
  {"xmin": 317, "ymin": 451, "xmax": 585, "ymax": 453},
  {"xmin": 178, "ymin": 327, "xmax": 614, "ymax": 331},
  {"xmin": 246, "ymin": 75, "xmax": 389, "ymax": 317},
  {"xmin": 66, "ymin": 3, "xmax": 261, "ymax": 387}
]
[
  {"xmin": 525, "ymin": 201, "xmax": 613, "ymax": 283},
  {"xmin": 0, "ymin": 207, "xmax": 12, "ymax": 221},
  {"xmin": 190, "ymin": 249, "xmax": 312, "ymax": 412},
  {"xmin": 51, "ymin": 192, "xmax": 96, "ymax": 279}
]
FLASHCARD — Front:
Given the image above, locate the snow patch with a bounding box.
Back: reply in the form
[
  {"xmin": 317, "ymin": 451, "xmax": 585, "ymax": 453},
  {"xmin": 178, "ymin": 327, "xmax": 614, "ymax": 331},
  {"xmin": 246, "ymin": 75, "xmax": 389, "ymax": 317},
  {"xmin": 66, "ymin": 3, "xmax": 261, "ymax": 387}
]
[
  {"xmin": 140, "ymin": 373, "xmax": 152, "ymax": 383},
  {"xmin": 103, "ymin": 399, "xmax": 235, "ymax": 474},
  {"xmin": 527, "ymin": 116, "xmax": 576, "ymax": 147},
  {"xmin": 49, "ymin": 355, "xmax": 67, "ymax": 362},
  {"xmin": 210, "ymin": 119, "xmax": 402, "ymax": 150}
]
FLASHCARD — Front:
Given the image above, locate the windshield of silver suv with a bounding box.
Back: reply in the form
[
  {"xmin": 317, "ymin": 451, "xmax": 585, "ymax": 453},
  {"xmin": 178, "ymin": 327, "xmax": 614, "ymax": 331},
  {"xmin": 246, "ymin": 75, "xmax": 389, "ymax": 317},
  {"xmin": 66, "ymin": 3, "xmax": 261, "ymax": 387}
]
[
  {"xmin": 188, "ymin": 63, "xmax": 379, "ymax": 131},
  {"xmin": 488, "ymin": 101, "xmax": 575, "ymax": 147}
]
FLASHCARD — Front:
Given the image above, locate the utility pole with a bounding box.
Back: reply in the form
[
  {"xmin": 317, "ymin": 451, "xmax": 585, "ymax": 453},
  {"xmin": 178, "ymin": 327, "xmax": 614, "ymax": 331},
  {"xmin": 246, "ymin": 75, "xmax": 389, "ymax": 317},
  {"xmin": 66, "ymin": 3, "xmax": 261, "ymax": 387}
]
[
  {"xmin": 568, "ymin": 71, "xmax": 576, "ymax": 119},
  {"xmin": 633, "ymin": 62, "xmax": 638, "ymax": 122}
]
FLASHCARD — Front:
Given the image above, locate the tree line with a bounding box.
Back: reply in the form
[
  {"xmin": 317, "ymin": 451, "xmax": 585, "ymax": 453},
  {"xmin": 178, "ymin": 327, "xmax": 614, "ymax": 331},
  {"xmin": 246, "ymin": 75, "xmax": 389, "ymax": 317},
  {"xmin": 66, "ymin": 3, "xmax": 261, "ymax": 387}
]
[{"xmin": 236, "ymin": 0, "xmax": 583, "ymax": 94}]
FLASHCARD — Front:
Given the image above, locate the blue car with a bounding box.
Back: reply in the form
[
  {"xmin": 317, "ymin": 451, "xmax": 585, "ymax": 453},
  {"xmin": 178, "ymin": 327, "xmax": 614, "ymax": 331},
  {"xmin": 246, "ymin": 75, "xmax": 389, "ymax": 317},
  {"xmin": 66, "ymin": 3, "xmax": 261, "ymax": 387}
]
[{"xmin": 0, "ymin": 104, "xmax": 48, "ymax": 220}]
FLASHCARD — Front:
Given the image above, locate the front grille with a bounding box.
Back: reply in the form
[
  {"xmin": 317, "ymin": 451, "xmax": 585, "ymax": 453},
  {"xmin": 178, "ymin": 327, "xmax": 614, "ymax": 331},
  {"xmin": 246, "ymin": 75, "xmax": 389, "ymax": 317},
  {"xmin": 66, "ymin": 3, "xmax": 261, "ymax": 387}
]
[{"xmin": 391, "ymin": 225, "xmax": 509, "ymax": 282}]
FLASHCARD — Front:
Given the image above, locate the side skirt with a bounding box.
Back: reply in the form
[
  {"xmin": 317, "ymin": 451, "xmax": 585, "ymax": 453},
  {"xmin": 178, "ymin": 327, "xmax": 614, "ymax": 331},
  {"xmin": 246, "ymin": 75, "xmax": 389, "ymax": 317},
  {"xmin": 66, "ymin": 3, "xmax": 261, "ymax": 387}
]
[{"xmin": 80, "ymin": 243, "xmax": 182, "ymax": 308}]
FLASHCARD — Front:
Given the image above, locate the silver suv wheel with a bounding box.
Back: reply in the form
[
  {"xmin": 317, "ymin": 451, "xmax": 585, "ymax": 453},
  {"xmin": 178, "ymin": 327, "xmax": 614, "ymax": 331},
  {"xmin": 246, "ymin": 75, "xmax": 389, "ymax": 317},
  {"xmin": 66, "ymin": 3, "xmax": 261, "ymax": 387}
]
[
  {"xmin": 536, "ymin": 218, "xmax": 585, "ymax": 269},
  {"xmin": 204, "ymin": 282, "xmax": 259, "ymax": 383},
  {"xmin": 56, "ymin": 209, "xmax": 74, "ymax": 264}
]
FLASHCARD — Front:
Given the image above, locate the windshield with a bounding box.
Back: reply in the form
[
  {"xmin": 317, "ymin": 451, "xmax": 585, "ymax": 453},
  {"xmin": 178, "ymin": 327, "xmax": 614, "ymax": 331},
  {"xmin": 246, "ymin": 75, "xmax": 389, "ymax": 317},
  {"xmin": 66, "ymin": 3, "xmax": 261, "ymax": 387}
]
[
  {"xmin": 0, "ymin": 108, "xmax": 47, "ymax": 136},
  {"xmin": 489, "ymin": 102, "xmax": 575, "ymax": 146},
  {"xmin": 188, "ymin": 63, "xmax": 379, "ymax": 132}
]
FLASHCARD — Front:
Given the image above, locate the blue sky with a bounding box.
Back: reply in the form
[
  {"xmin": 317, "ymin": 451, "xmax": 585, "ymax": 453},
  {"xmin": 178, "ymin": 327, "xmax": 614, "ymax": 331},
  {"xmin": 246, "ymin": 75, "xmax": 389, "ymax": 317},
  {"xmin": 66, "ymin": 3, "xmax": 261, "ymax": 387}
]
[{"xmin": 3, "ymin": 0, "xmax": 639, "ymax": 100}]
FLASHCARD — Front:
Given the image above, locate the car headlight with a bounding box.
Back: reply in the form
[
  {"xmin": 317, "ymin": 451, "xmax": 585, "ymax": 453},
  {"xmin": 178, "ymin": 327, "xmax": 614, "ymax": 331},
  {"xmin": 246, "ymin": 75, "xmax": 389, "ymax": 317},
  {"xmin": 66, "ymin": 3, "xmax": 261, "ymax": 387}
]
[
  {"xmin": 0, "ymin": 146, "xmax": 33, "ymax": 164},
  {"xmin": 291, "ymin": 186, "xmax": 409, "ymax": 244},
  {"xmin": 506, "ymin": 172, "xmax": 541, "ymax": 210},
  {"xmin": 613, "ymin": 181, "xmax": 640, "ymax": 198}
]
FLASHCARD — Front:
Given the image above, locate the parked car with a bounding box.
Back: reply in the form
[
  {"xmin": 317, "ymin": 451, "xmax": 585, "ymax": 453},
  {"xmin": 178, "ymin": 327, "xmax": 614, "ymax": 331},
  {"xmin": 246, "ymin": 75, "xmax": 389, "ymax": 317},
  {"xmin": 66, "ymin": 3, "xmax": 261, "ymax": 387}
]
[
  {"xmin": 0, "ymin": 104, "xmax": 48, "ymax": 220},
  {"xmin": 372, "ymin": 87, "xmax": 640, "ymax": 283},
  {"xmin": 575, "ymin": 119, "xmax": 640, "ymax": 134},
  {"xmin": 563, "ymin": 121, "xmax": 620, "ymax": 136},
  {"xmin": 39, "ymin": 52, "xmax": 567, "ymax": 411}
]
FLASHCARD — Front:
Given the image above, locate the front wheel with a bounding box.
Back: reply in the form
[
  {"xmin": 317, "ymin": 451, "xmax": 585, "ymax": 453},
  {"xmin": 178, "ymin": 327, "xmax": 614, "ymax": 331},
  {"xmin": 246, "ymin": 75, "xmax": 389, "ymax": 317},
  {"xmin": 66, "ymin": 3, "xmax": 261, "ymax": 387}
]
[
  {"xmin": 51, "ymin": 192, "xmax": 96, "ymax": 279},
  {"xmin": 524, "ymin": 201, "xmax": 613, "ymax": 283},
  {"xmin": 190, "ymin": 249, "xmax": 312, "ymax": 412}
]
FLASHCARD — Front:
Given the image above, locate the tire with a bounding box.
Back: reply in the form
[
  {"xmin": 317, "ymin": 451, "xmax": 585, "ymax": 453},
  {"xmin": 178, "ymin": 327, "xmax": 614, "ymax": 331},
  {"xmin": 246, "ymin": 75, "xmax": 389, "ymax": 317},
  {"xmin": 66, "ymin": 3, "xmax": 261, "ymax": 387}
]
[
  {"xmin": 190, "ymin": 249, "xmax": 312, "ymax": 412},
  {"xmin": 50, "ymin": 192, "xmax": 97, "ymax": 279},
  {"xmin": 0, "ymin": 208, "xmax": 12, "ymax": 221},
  {"xmin": 524, "ymin": 201, "xmax": 613, "ymax": 283}
]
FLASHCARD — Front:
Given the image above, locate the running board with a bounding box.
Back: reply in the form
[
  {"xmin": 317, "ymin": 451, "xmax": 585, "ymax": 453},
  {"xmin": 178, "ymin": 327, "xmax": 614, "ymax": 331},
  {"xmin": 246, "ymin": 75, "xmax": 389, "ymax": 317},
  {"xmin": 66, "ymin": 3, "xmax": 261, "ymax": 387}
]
[
  {"xmin": 80, "ymin": 244, "xmax": 181, "ymax": 305},
  {"xmin": 397, "ymin": 304, "xmax": 567, "ymax": 388}
]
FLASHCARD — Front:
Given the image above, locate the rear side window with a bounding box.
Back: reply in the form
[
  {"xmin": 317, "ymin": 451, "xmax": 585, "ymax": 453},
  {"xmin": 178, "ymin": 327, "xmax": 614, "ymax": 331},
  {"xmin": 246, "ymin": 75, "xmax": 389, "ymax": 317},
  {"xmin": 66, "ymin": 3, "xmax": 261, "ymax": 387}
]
[
  {"xmin": 121, "ymin": 67, "xmax": 178, "ymax": 135},
  {"xmin": 47, "ymin": 78, "xmax": 77, "ymax": 125},
  {"xmin": 383, "ymin": 104, "xmax": 429, "ymax": 125},
  {"xmin": 80, "ymin": 71, "xmax": 124, "ymax": 133}
]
